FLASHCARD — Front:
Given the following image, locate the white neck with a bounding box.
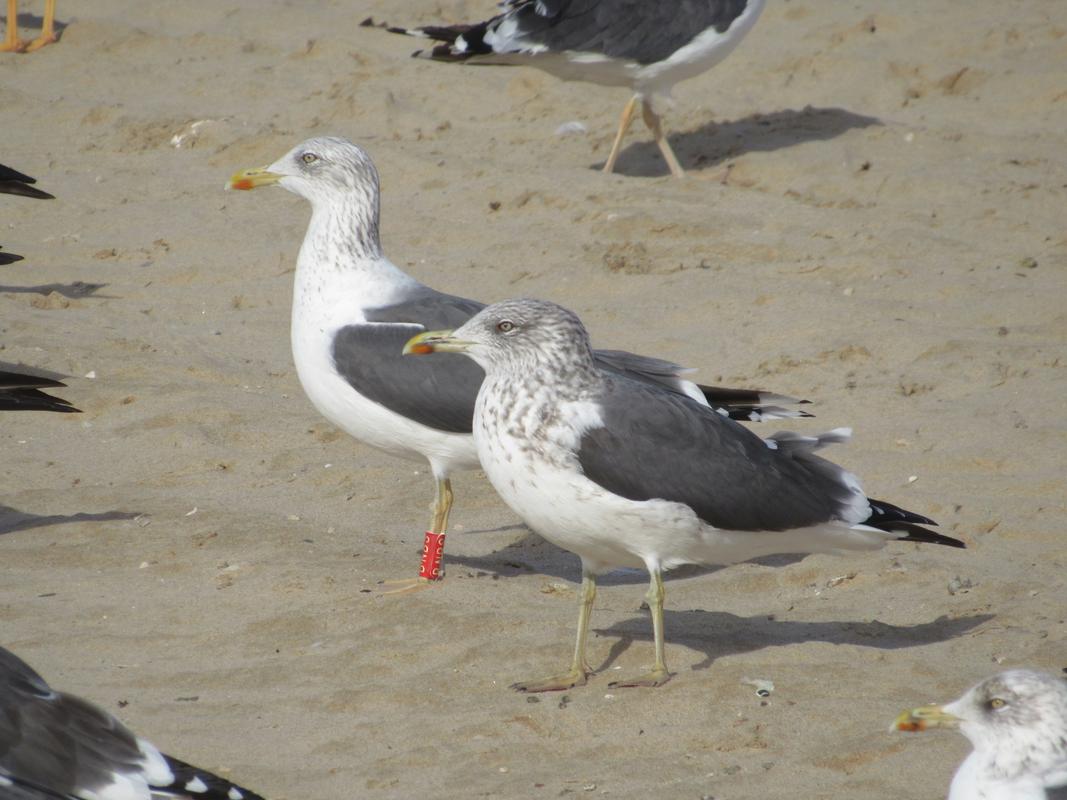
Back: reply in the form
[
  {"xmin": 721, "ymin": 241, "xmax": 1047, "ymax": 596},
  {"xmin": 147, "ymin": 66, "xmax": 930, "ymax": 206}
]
[{"xmin": 293, "ymin": 192, "xmax": 423, "ymax": 319}]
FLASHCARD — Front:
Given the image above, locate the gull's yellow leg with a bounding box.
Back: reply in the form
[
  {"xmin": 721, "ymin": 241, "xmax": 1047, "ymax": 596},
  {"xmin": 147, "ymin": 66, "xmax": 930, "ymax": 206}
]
[
  {"xmin": 25, "ymin": 0, "xmax": 57, "ymax": 51},
  {"xmin": 430, "ymin": 476, "xmax": 453, "ymax": 534},
  {"xmin": 641, "ymin": 99, "xmax": 686, "ymax": 179},
  {"xmin": 1, "ymin": 0, "xmax": 28, "ymax": 52},
  {"xmin": 381, "ymin": 476, "xmax": 453, "ymax": 595},
  {"xmin": 610, "ymin": 567, "xmax": 672, "ymax": 687},
  {"xmin": 602, "ymin": 95, "xmax": 639, "ymax": 174},
  {"xmin": 512, "ymin": 570, "xmax": 597, "ymax": 692}
]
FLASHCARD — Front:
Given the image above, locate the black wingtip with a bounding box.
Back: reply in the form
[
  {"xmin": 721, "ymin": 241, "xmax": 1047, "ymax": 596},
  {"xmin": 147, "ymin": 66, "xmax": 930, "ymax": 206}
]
[
  {"xmin": 163, "ymin": 755, "xmax": 267, "ymax": 800},
  {"xmin": 868, "ymin": 497, "xmax": 937, "ymax": 527},
  {"xmin": 895, "ymin": 522, "xmax": 966, "ymax": 549},
  {"xmin": 0, "ymin": 181, "xmax": 55, "ymax": 200}
]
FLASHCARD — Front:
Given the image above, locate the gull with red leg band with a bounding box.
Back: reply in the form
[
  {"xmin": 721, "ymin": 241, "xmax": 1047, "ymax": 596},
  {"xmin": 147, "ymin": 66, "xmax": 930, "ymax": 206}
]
[
  {"xmin": 226, "ymin": 138, "xmax": 817, "ymax": 596},
  {"xmin": 419, "ymin": 531, "xmax": 446, "ymax": 580}
]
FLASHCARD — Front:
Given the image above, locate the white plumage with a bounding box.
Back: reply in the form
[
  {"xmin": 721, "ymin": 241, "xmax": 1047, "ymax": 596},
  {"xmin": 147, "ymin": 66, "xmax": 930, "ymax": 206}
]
[
  {"xmin": 405, "ymin": 298, "xmax": 963, "ymax": 691},
  {"xmin": 229, "ymin": 137, "xmax": 812, "ymax": 587},
  {"xmin": 896, "ymin": 670, "xmax": 1067, "ymax": 800}
]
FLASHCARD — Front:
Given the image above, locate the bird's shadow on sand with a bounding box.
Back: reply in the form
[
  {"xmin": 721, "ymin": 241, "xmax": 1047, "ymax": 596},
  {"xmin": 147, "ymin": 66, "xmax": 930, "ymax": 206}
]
[
  {"xmin": 9, "ymin": 11, "xmax": 69, "ymax": 36},
  {"xmin": 594, "ymin": 106, "xmax": 882, "ymax": 178},
  {"xmin": 594, "ymin": 610, "xmax": 993, "ymax": 674},
  {"xmin": 447, "ymin": 531, "xmax": 990, "ymax": 670},
  {"xmin": 447, "ymin": 530, "xmax": 804, "ymax": 586},
  {"xmin": 0, "ymin": 282, "xmax": 113, "ymax": 299},
  {"xmin": 0, "ymin": 506, "xmax": 140, "ymax": 536}
]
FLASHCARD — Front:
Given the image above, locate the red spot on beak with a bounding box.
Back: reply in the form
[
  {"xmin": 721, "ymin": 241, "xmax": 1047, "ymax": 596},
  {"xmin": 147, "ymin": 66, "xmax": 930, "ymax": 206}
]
[{"xmin": 230, "ymin": 178, "xmax": 255, "ymax": 191}]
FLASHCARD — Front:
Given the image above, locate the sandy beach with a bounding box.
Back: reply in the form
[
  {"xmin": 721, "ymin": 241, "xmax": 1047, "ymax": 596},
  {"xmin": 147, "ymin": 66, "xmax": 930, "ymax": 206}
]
[{"xmin": 2, "ymin": 1, "xmax": 1065, "ymax": 797}]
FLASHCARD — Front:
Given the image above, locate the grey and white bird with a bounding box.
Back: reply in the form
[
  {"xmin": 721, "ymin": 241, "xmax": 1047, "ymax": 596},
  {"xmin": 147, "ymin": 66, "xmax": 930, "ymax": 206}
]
[
  {"xmin": 0, "ymin": 646, "xmax": 264, "ymax": 800},
  {"xmin": 371, "ymin": 0, "xmax": 765, "ymax": 177},
  {"xmin": 895, "ymin": 669, "xmax": 1067, "ymax": 800},
  {"xmin": 404, "ymin": 298, "xmax": 964, "ymax": 690},
  {"xmin": 228, "ymin": 136, "xmax": 808, "ymax": 589}
]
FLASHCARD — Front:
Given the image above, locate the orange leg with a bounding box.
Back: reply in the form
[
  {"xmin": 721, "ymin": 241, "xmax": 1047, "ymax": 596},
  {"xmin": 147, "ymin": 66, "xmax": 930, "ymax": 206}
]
[
  {"xmin": 602, "ymin": 95, "xmax": 638, "ymax": 175},
  {"xmin": 380, "ymin": 476, "xmax": 453, "ymax": 595},
  {"xmin": 25, "ymin": 0, "xmax": 57, "ymax": 51},
  {"xmin": 1, "ymin": 0, "xmax": 28, "ymax": 52},
  {"xmin": 641, "ymin": 99, "xmax": 686, "ymax": 179}
]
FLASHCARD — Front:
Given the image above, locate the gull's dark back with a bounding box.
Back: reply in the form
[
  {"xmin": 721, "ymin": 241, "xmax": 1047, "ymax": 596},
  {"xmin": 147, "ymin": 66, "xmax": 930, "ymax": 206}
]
[
  {"xmin": 576, "ymin": 370, "xmax": 963, "ymax": 547},
  {"xmin": 579, "ymin": 374, "xmax": 845, "ymax": 530},
  {"xmin": 382, "ymin": 0, "xmax": 754, "ymax": 66},
  {"xmin": 0, "ymin": 647, "xmax": 266, "ymax": 800},
  {"xmin": 337, "ymin": 284, "xmax": 806, "ymax": 435}
]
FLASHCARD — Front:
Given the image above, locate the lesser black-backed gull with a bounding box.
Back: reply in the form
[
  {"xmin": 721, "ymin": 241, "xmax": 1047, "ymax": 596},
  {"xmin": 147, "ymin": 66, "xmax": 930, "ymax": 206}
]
[
  {"xmin": 405, "ymin": 298, "xmax": 964, "ymax": 690},
  {"xmin": 0, "ymin": 363, "xmax": 79, "ymax": 413},
  {"xmin": 895, "ymin": 669, "xmax": 1067, "ymax": 800},
  {"xmin": 0, "ymin": 646, "xmax": 264, "ymax": 800},
  {"xmin": 371, "ymin": 0, "xmax": 765, "ymax": 177},
  {"xmin": 1, "ymin": 0, "xmax": 58, "ymax": 52},
  {"xmin": 227, "ymin": 136, "xmax": 806, "ymax": 589}
]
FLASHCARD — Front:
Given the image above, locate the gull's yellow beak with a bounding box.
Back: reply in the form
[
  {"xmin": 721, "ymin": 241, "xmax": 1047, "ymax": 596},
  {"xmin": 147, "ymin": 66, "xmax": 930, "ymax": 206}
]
[
  {"xmin": 227, "ymin": 166, "xmax": 284, "ymax": 191},
  {"xmin": 403, "ymin": 329, "xmax": 473, "ymax": 356},
  {"xmin": 893, "ymin": 704, "xmax": 961, "ymax": 733}
]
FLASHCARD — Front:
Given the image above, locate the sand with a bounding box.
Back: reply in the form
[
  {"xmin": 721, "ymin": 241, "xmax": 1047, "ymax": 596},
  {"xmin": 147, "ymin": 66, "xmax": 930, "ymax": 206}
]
[{"xmin": 2, "ymin": 1, "xmax": 1065, "ymax": 798}]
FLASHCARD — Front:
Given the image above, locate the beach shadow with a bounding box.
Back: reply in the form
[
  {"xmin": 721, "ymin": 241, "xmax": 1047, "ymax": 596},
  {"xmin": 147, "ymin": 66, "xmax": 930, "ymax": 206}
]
[
  {"xmin": 592, "ymin": 609, "xmax": 993, "ymax": 673},
  {"xmin": 448, "ymin": 532, "xmax": 811, "ymax": 585},
  {"xmin": 0, "ymin": 505, "xmax": 140, "ymax": 536},
  {"xmin": 0, "ymin": 281, "xmax": 113, "ymax": 299},
  {"xmin": 9, "ymin": 10, "xmax": 69, "ymax": 37},
  {"xmin": 595, "ymin": 105, "xmax": 882, "ymax": 178}
]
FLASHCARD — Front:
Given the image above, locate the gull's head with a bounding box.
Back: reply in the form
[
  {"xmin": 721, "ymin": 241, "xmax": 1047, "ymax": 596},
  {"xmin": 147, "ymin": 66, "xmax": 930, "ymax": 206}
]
[
  {"xmin": 403, "ymin": 298, "xmax": 595, "ymax": 374},
  {"xmin": 228, "ymin": 136, "xmax": 380, "ymax": 206},
  {"xmin": 894, "ymin": 669, "xmax": 1067, "ymax": 753}
]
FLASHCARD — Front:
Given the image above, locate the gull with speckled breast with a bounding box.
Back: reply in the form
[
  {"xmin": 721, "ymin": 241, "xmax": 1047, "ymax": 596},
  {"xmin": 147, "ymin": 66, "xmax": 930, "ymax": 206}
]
[{"xmin": 405, "ymin": 298, "xmax": 964, "ymax": 690}]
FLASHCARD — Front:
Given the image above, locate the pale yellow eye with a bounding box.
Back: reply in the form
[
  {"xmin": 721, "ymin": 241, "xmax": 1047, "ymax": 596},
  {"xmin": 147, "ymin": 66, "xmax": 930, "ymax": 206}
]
[
  {"xmin": 301, "ymin": 152, "xmax": 318, "ymax": 164},
  {"xmin": 989, "ymin": 697, "xmax": 1007, "ymax": 710},
  {"xmin": 496, "ymin": 320, "xmax": 515, "ymax": 333}
]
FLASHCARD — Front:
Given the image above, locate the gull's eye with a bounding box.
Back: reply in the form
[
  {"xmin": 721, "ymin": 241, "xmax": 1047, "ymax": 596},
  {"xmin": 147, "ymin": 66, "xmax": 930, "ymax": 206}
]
[
  {"xmin": 988, "ymin": 697, "xmax": 1007, "ymax": 710},
  {"xmin": 301, "ymin": 152, "xmax": 319, "ymax": 165},
  {"xmin": 496, "ymin": 320, "xmax": 515, "ymax": 333}
]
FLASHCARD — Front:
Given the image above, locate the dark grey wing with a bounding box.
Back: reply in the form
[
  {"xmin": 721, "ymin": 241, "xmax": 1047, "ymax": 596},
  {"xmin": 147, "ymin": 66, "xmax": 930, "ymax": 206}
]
[
  {"xmin": 333, "ymin": 289, "xmax": 486, "ymax": 434},
  {"xmin": 0, "ymin": 648, "xmax": 266, "ymax": 800},
  {"xmin": 591, "ymin": 348, "xmax": 695, "ymax": 393},
  {"xmin": 576, "ymin": 376, "xmax": 853, "ymax": 531},
  {"xmin": 591, "ymin": 348, "xmax": 811, "ymax": 421},
  {"xmin": 0, "ymin": 648, "xmax": 146, "ymax": 800},
  {"xmin": 382, "ymin": 0, "xmax": 753, "ymax": 65},
  {"xmin": 502, "ymin": 0, "xmax": 754, "ymax": 64},
  {"xmin": 0, "ymin": 774, "xmax": 74, "ymax": 800}
]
